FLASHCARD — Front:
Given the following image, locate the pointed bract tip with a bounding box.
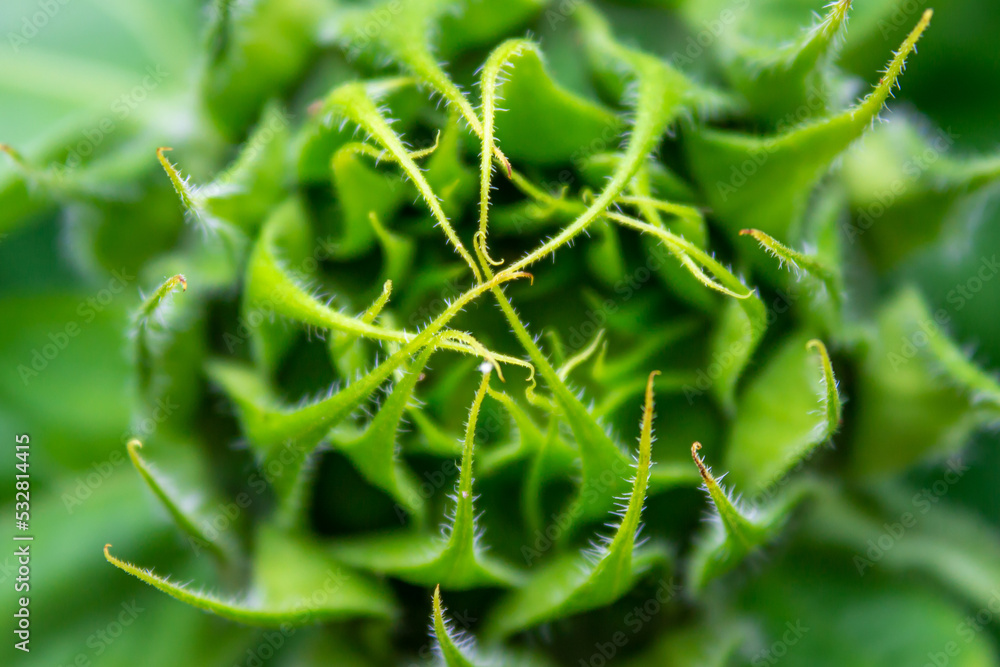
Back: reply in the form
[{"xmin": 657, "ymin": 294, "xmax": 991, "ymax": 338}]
[{"xmin": 432, "ymin": 584, "xmax": 443, "ymax": 614}]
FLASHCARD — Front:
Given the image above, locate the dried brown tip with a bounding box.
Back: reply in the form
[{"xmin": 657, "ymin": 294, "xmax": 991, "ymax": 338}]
[{"xmin": 691, "ymin": 442, "xmax": 710, "ymax": 482}]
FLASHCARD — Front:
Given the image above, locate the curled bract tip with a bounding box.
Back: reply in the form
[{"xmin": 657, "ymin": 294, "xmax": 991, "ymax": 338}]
[
  {"xmin": 691, "ymin": 441, "xmax": 711, "ymax": 481},
  {"xmin": 646, "ymin": 369, "xmax": 661, "ymax": 394},
  {"xmin": 104, "ymin": 544, "xmax": 113, "ymax": 556},
  {"xmin": 127, "ymin": 438, "xmax": 143, "ymax": 450},
  {"xmin": 157, "ymin": 147, "xmax": 173, "ymax": 156}
]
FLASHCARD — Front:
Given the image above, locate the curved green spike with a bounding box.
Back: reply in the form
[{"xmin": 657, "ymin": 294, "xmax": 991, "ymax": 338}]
[
  {"xmin": 327, "ymin": 371, "xmax": 523, "ymax": 589},
  {"xmin": 726, "ymin": 332, "xmax": 841, "ymax": 492},
  {"xmin": 126, "ymin": 439, "xmax": 237, "ymax": 563},
  {"xmin": 333, "ymin": 343, "xmax": 437, "ymax": 523},
  {"xmin": 104, "ymin": 525, "xmax": 394, "ymax": 626},
  {"xmin": 688, "ymin": 442, "xmax": 807, "ymax": 591},
  {"xmin": 686, "ymin": 10, "xmax": 933, "ymax": 244},
  {"xmin": 486, "ymin": 372, "xmax": 668, "ymax": 639},
  {"xmin": 432, "ymin": 586, "xmax": 479, "ymax": 667},
  {"xmin": 724, "ymin": 0, "xmax": 853, "ymax": 123},
  {"xmin": 132, "ymin": 274, "xmax": 187, "ymax": 399},
  {"xmin": 740, "ymin": 228, "xmax": 841, "ymax": 313}
]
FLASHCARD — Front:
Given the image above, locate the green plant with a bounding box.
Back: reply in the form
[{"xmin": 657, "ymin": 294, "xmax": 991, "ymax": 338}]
[{"xmin": 5, "ymin": 0, "xmax": 1000, "ymax": 665}]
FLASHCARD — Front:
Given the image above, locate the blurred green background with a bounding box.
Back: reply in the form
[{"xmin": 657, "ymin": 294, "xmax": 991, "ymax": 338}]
[{"xmin": 1, "ymin": 0, "xmax": 999, "ymax": 665}]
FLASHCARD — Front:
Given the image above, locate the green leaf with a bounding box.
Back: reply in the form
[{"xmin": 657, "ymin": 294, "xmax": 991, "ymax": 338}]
[
  {"xmin": 432, "ymin": 586, "xmax": 479, "ymax": 667},
  {"xmin": 243, "ymin": 197, "xmax": 530, "ymax": 376},
  {"xmin": 328, "ymin": 142, "xmax": 409, "ymax": 260},
  {"xmin": 126, "ymin": 439, "xmax": 237, "ymax": 563},
  {"xmin": 321, "ymin": 80, "xmax": 482, "ymax": 281},
  {"xmin": 685, "ymin": 10, "xmax": 933, "ymax": 244},
  {"xmin": 688, "ymin": 442, "xmax": 804, "ymax": 591},
  {"xmin": 489, "ymin": 41, "xmax": 624, "ymax": 165},
  {"xmin": 739, "ymin": 227, "xmax": 842, "ymax": 313},
  {"xmin": 850, "ymin": 288, "xmax": 1000, "ymax": 475},
  {"xmin": 842, "ymin": 117, "xmax": 1000, "ymax": 269},
  {"xmin": 722, "ymin": 0, "xmax": 853, "ymax": 124},
  {"xmin": 806, "ymin": 481, "xmax": 1000, "ymax": 612},
  {"xmin": 436, "ymin": 0, "xmax": 544, "ymax": 56},
  {"xmin": 726, "ymin": 334, "xmax": 841, "ymax": 492},
  {"xmin": 607, "ymin": 211, "xmax": 767, "ymax": 411},
  {"xmin": 327, "ymin": 370, "xmax": 522, "ymax": 589},
  {"xmin": 738, "ymin": 544, "xmax": 997, "ymax": 667},
  {"xmin": 331, "ymin": 343, "xmax": 436, "ymax": 523},
  {"xmin": 105, "ymin": 524, "xmax": 395, "ymax": 626},
  {"xmin": 485, "ymin": 373, "xmax": 668, "ymax": 638},
  {"xmin": 203, "ymin": 103, "xmax": 291, "ymax": 234},
  {"xmin": 200, "ymin": 0, "xmax": 329, "ymax": 137},
  {"xmin": 132, "ymin": 273, "xmax": 188, "ymax": 401}
]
